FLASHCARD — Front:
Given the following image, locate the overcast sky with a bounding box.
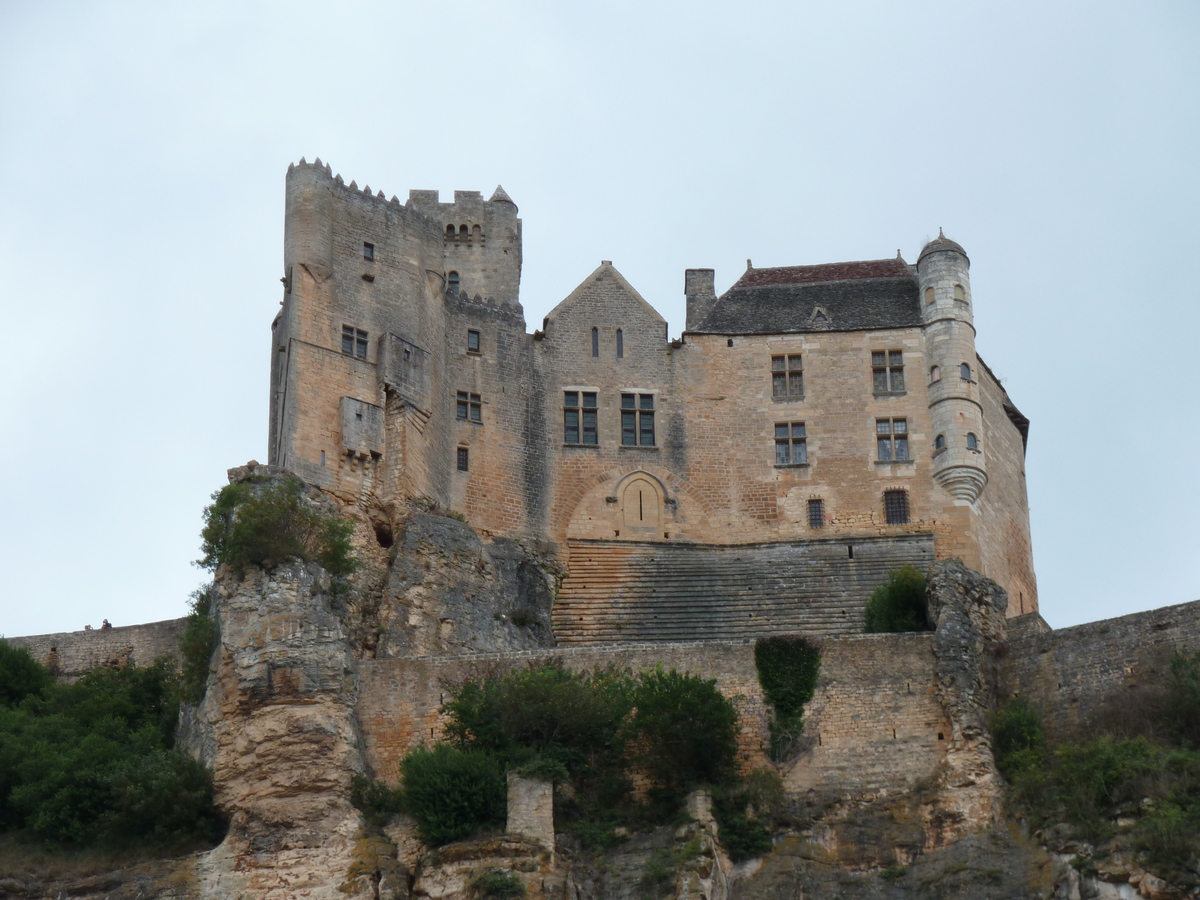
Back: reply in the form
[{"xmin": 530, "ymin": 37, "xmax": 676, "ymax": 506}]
[{"xmin": 1, "ymin": 0, "xmax": 1197, "ymax": 637}]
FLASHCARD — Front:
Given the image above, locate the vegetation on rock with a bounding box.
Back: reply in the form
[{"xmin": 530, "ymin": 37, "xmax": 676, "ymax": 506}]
[
  {"xmin": 178, "ymin": 584, "xmax": 217, "ymax": 705},
  {"xmin": 398, "ymin": 745, "xmax": 506, "ymax": 846},
  {"xmin": 864, "ymin": 566, "xmax": 932, "ymax": 633},
  {"xmin": 198, "ymin": 476, "xmax": 356, "ymax": 575},
  {"xmin": 0, "ymin": 643, "xmax": 224, "ymax": 851}
]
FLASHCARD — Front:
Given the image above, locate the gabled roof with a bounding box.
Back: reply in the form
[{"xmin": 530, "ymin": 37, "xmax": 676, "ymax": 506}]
[
  {"xmin": 545, "ymin": 261, "xmax": 666, "ymax": 326},
  {"xmin": 691, "ymin": 258, "xmax": 920, "ymax": 335}
]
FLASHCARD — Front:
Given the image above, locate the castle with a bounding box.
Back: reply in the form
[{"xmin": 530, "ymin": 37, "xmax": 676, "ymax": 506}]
[{"xmin": 269, "ymin": 158, "xmax": 1037, "ymax": 640}]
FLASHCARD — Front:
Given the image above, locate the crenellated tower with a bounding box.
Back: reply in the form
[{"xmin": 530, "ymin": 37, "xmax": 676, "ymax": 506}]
[{"xmin": 918, "ymin": 231, "xmax": 987, "ymax": 504}]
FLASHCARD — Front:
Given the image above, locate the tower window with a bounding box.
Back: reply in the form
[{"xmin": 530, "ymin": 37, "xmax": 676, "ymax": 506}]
[
  {"xmin": 616, "ymin": 329, "xmax": 623, "ymax": 359},
  {"xmin": 807, "ymin": 498, "xmax": 825, "ymax": 528},
  {"xmin": 934, "ymin": 433, "xmax": 946, "ymax": 451},
  {"xmin": 872, "ymin": 350, "xmax": 905, "ymax": 394},
  {"xmin": 363, "ymin": 242, "xmax": 374, "ymax": 261},
  {"xmin": 930, "ymin": 365, "xmax": 940, "ymax": 383},
  {"xmin": 771, "ymin": 355, "xmax": 804, "ymax": 399},
  {"xmin": 467, "ymin": 329, "xmax": 481, "ymax": 353},
  {"xmin": 621, "ymin": 393, "xmax": 655, "ymax": 447},
  {"xmin": 456, "ymin": 447, "xmax": 469, "ymax": 471},
  {"xmin": 456, "ymin": 391, "xmax": 482, "ymax": 423},
  {"xmin": 342, "ymin": 325, "xmax": 368, "ymax": 359},
  {"xmin": 564, "ymin": 391, "xmax": 598, "ymax": 445},
  {"xmin": 774, "ymin": 422, "xmax": 807, "ymax": 465},
  {"xmin": 884, "ymin": 490, "xmax": 910, "ymax": 525},
  {"xmin": 446, "ymin": 271, "xmax": 460, "ymax": 295},
  {"xmin": 591, "ymin": 327, "xmax": 599, "ymax": 358},
  {"xmin": 924, "ymin": 287, "xmax": 935, "ymax": 305},
  {"xmin": 954, "ymin": 284, "xmax": 967, "ymax": 303},
  {"xmin": 876, "ymin": 418, "xmax": 909, "ymax": 461},
  {"xmin": 960, "ymin": 363, "xmax": 972, "ymax": 381},
  {"xmin": 966, "ymin": 432, "xmax": 978, "ymax": 450}
]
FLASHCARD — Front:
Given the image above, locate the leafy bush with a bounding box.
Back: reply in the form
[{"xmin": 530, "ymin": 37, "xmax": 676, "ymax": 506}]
[
  {"xmin": 0, "ymin": 641, "xmax": 52, "ymax": 708},
  {"xmin": 990, "ymin": 695, "xmax": 1045, "ymax": 777},
  {"xmin": 399, "ymin": 745, "xmax": 506, "ymax": 846},
  {"xmin": 754, "ymin": 637, "xmax": 820, "ymax": 761},
  {"xmin": 473, "ymin": 870, "xmax": 525, "ymax": 898},
  {"xmin": 0, "ymin": 658, "xmax": 223, "ymax": 849},
  {"xmin": 1164, "ymin": 652, "xmax": 1200, "ymax": 749},
  {"xmin": 350, "ymin": 775, "xmax": 404, "ymax": 829},
  {"xmin": 198, "ymin": 477, "xmax": 356, "ymax": 576},
  {"xmin": 179, "ymin": 585, "xmax": 217, "ymax": 706},
  {"xmin": 863, "ymin": 566, "xmax": 931, "ymax": 633},
  {"xmin": 712, "ymin": 785, "xmax": 773, "ymax": 862},
  {"xmin": 626, "ymin": 667, "xmax": 739, "ymax": 799}
]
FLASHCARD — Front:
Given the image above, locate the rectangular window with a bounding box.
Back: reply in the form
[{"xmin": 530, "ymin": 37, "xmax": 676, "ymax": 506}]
[
  {"xmin": 342, "ymin": 325, "xmax": 368, "ymax": 359},
  {"xmin": 456, "ymin": 391, "xmax": 482, "ymax": 423},
  {"xmin": 363, "ymin": 242, "xmax": 375, "ymax": 261},
  {"xmin": 621, "ymin": 393, "xmax": 655, "ymax": 446},
  {"xmin": 876, "ymin": 418, "xmax": 909, "ymax": 461},
  {"xmin": 456, "ymin": 447, "xmax": 469, "ymax": 471},
  {"xmin": 467, "ymin": 329, "xmax": 481, "ymax": 353},
  {"xmin": 884, "ymin": 490, "xmax": 909, "ymax": 524},
  {"xmin": 774, "ymin": 422, "xmax": 807, "ymax": 465},
  {"xmin": 564, "ymin": 391, "xmax": 598, "ymax": 445},
  {"xmin": 771, "ymin": 354, "xmax": 803, "ymax": 398},
  {"xmin": 807, "ymin": 498, "xmax": 825, "ymax": 529},
  {"xmin": 872, "ymin": 350, "xmax": 905, "ymax": 394}
]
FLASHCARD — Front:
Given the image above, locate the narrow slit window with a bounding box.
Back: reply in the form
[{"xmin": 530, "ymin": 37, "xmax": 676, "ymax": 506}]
[
  {"xmin": 591, "ymin": 327, "xmax": 599, "ymax": 358},
  {"xmin": 930, "ymin": 365, "xmax": 940, "ymax": 383},
  {"xmin": 616, "ymin": 329, "xmax": 623, "ymax": 359}
]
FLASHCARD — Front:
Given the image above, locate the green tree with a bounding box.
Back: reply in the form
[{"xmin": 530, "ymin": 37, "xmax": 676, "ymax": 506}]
[
  {"xmin": 398, "ymin": 744, "xmax": 506, "ymax": 845},
  {"xmin": 864, "ymin": 566, "xmax": 931, "ymax": 633},
  {"xmin": 0, "ymin": 640, "xmax": 52, "ymax": 707}
]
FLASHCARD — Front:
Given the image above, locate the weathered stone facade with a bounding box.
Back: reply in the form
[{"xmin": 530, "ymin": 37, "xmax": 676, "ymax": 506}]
[{"xmin": 269, "ymin": 160, "xmax": 1037, "ymax": 623}]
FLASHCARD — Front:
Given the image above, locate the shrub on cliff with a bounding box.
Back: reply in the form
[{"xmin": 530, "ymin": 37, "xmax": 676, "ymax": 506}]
[
  {"xmin": 198, "ymin": 477, "xmax": 356, "ymax": 576},
  {"xmin": 179, "ymin": 585, "xmax": 218, "ymax": 706},
  {"xmin": 398, "ymin": 745, "xmax": 506, "ymax": 845},
  {"xmin": 863, "ymin": 566, "xmax": 931, "ymax": 633},
  {"xmin": 0, "ymin": 641, "xmax": 52, "ymax": 708},
  {"xmin": 990, "ymin": 695, "xmax": 1045, "ymax": 777},
  {"xmin": 0, "ymin": 658, "xmax": 224, "ymax": 849}
]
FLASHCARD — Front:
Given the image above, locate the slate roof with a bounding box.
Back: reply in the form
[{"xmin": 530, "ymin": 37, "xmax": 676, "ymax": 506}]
[{"xmin": 692, "ymin": 258, "xmax": 922, "ymax": 335}]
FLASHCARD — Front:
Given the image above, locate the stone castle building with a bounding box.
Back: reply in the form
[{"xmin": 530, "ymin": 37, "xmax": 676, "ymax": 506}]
[{"xmin": 269, "ymin": 158, "xmax": 1037, "ymax": 639}]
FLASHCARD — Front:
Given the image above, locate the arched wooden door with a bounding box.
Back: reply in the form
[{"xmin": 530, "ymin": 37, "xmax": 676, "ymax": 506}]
[{"xmin": 620, "ymin": 476, "xmax": 662, "ymax": 536}]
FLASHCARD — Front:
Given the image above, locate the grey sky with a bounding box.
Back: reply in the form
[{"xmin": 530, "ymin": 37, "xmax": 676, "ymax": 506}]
[{"xmin": 1, "ymin": 0, "xmax": 1197, "ymax": 637}]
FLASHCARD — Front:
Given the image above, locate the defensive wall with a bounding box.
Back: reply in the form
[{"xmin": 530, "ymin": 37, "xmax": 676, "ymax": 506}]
[
  {"xmin": 8, "ymin": 618, "xmax": 186, "ymax": 680},
  {"xmin": 356, "ymin": 631, "xmax": 948, "ymax": 801},
  {"xmin": 1000, "ymin": 598, "xmax": 1200, "ymax": 741}
]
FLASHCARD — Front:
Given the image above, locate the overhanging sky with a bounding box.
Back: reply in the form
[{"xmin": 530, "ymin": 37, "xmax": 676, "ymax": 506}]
[{"xmin": 1, "ymin": 0, "xmax": 1196, "ymax": 636}]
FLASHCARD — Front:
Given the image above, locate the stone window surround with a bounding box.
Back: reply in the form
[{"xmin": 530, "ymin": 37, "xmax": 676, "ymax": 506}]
[
  {"xmin": 774, "ymin": 420, "xmax": 808, "ymax": 467},
  {"xmin": 872, "ymin": 349, "xmax": 906, "ymax": 396},
  {"xmin": 771, "ymin": 353, "xmax": 804, "ymax": 401},
  {"xmin": 620, "ymin": 390, "xmax": 656, "ymax": 447},
  {"xmin": 456, "ymin": 391, "xmax": 482, "ymax": 424},
  {"xmin": 563, "ymin": 388, "xmax": 599, "ymax": 446}
]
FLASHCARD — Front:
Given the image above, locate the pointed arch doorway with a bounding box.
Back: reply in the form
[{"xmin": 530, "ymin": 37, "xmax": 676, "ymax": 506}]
[{"xmin": 620, "ymin": 474, "xmax": 662, "ymax": 536}]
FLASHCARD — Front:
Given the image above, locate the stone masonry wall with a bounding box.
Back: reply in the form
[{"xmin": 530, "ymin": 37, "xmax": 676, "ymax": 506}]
[
  {"xmin": 1000, "ymin": 598, "xmax": 1200, "ymax": 741},
  {"xmin": 356, "ymin": 633, "xmax": 946, "ymax": 806},
  {"xmin": 8, "ymin": 618, "xmax": 186, "ymax": 679}
]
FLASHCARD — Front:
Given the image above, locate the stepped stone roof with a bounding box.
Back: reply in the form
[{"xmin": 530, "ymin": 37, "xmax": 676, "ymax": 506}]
[{"xmin": 693, "ymin": 257, "xmax": 921, "ymax": 335}]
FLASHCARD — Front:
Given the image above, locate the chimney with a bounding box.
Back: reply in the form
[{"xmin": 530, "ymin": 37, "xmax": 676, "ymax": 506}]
[{"xmin": 685, "ymin": 269, "xmax": 717, "ymax": 331}]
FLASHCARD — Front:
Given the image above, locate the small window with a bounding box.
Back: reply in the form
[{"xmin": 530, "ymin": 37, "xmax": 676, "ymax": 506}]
[
  {"xmin": 807, "ymin": 498, "xmax": 825, "ymax": 528},
  {"xmin": 616, "ymin": 329, "xmax": 623, "ymax": 359},
  {"xmin": 930, "ymin": 365, "xmax": 940, "ymax": 383},
  {"xmin": 467, "ymin": 329, "xmax": 481, "ymax": 353},
  {"xmin": 876, "ymin": 418, "xmax": 909, "ymax": 461},
  {"xmin": 966, "ymin": 432, "xmax": 978, "ymax": 450},
  {"xmin": 771, "ymin": 354, "xmax": 804, "ymax": 398},
  {"xmin": 775, "ymin": 422, "xmax": 807, "ymax": 465},
  {"xmin": 934, "ymin": 433, "xmax": 946, "ymax": 451},
  {"xmin": 459, "ymin": 224, "xmax": 469, "ymax": 238},
  {"xmin": 591, "ymin": 327, "xmax": 599, "ymax": 358},
  {"xmin": 884, "ymin": 490, "xmax": 909, "ymax": 525},
  {"xmin": 872, "ymin": 350, "xmax": 905, "ymax": 394},
  {"xmin": 363, "ymin": 242, "xmax": 375, "ymax": 261},
  {"xmin": 342, "ymin": 325, "xmax": 368, "ymax": 359},
  {"xmin": 564, "ymin": 391, "xmax": 598, "ymax": 445},
  {"xmin": 456, "ymin": 391, "xmax": 482, "ymax": 423},
  {"xmin": 924, "ymin": 287, "xmax": 935, "ymax": 305},
  {"xmin": 621, "ymin": 393, "xmax": 655, "ymax": 447},
  {"xmin": 446, "ymin": 224, "xmax": 456, "ymax": 238},
  {"xmin": 960, "ymin": 363, "xmax": 971, "ymax": 381},
  {"xmin": 456, "ymin": 447, "xmax": 469, "ymax": 471},
  {"xmin": 446, "ymin": 271, "xmax": 460, "ymax": 296},
  {"xmin": 954, "ymin": 284, "xmax": 966, "ymax": 303}
]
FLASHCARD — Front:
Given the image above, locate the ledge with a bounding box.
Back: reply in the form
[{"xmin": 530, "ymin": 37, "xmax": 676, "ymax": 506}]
[
  {"xmin": 875, "ymin": 458, "xmax": 915, "ymax": 466},
  {"xmin": 774, "ymin": 462, "xmax": 810, "ymax": 469}
]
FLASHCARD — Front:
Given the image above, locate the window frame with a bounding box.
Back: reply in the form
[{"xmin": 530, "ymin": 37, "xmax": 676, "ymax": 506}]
[
  {"xmin": 467, "ymin": 329, "xmax": 481, "ymax": 354},
  {"xmin": 774, "ymin": 421, "xmax": 808, "ymax": 466},
  {"xmin": 966, "ymin": 432, "xmax": 978, "ymax": 451},
  {"xmin": 876, "ymin": 417, "xmax": 910, "ymax": 462},
  {"xmin": 807, "ymin": 498, "xmax": 825, "ymax": 529},
  {"xmin": 456, "ymin": 391, "xmax": 482, "ymax": 424},
  {"xmin": 446, "ymin": 271, "xmax": 460, "ymax": 296},
  {"xmin": 456, "ymin": 447, "xmax": 469, "ymax": 472},
  {"xmin": 363, "ymin": 242, "xmax": 375, "ymax": 261},
  {"xmin": 620, "ymin": 392, "xmax": 656, "ymax": 447},
  {"xmin": 341, "ymin": 325, "xmax": 368, "ymax": 359},
  {"xmin": 770, "ymin": 354, "xmax": 804, "ymax": 400},
  {"xmin": 563, "ymin": 390, "xmax": 599, "ymax": 446},
  {"xmin": 871, "ymin": 349, "xmax": 906, "ymax": 395},
  {"xmin": 884, "ymin": 489, "xmax": 909, "ymax": 525}
]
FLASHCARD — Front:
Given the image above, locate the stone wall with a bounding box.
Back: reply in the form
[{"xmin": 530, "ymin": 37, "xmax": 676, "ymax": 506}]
[
  {"xmin": 8, "ymin": 618, "xmax": 186, "ymax": 679},
  {"xmin": 1000, "ymin": 598, "xmax": 1200, "ymax": 741}
]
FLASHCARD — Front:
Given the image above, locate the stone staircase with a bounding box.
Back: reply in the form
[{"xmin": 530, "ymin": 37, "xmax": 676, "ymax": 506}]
[{"xmin": 552, "ymin": 535, "xmax": 935, "ymax": 644}]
